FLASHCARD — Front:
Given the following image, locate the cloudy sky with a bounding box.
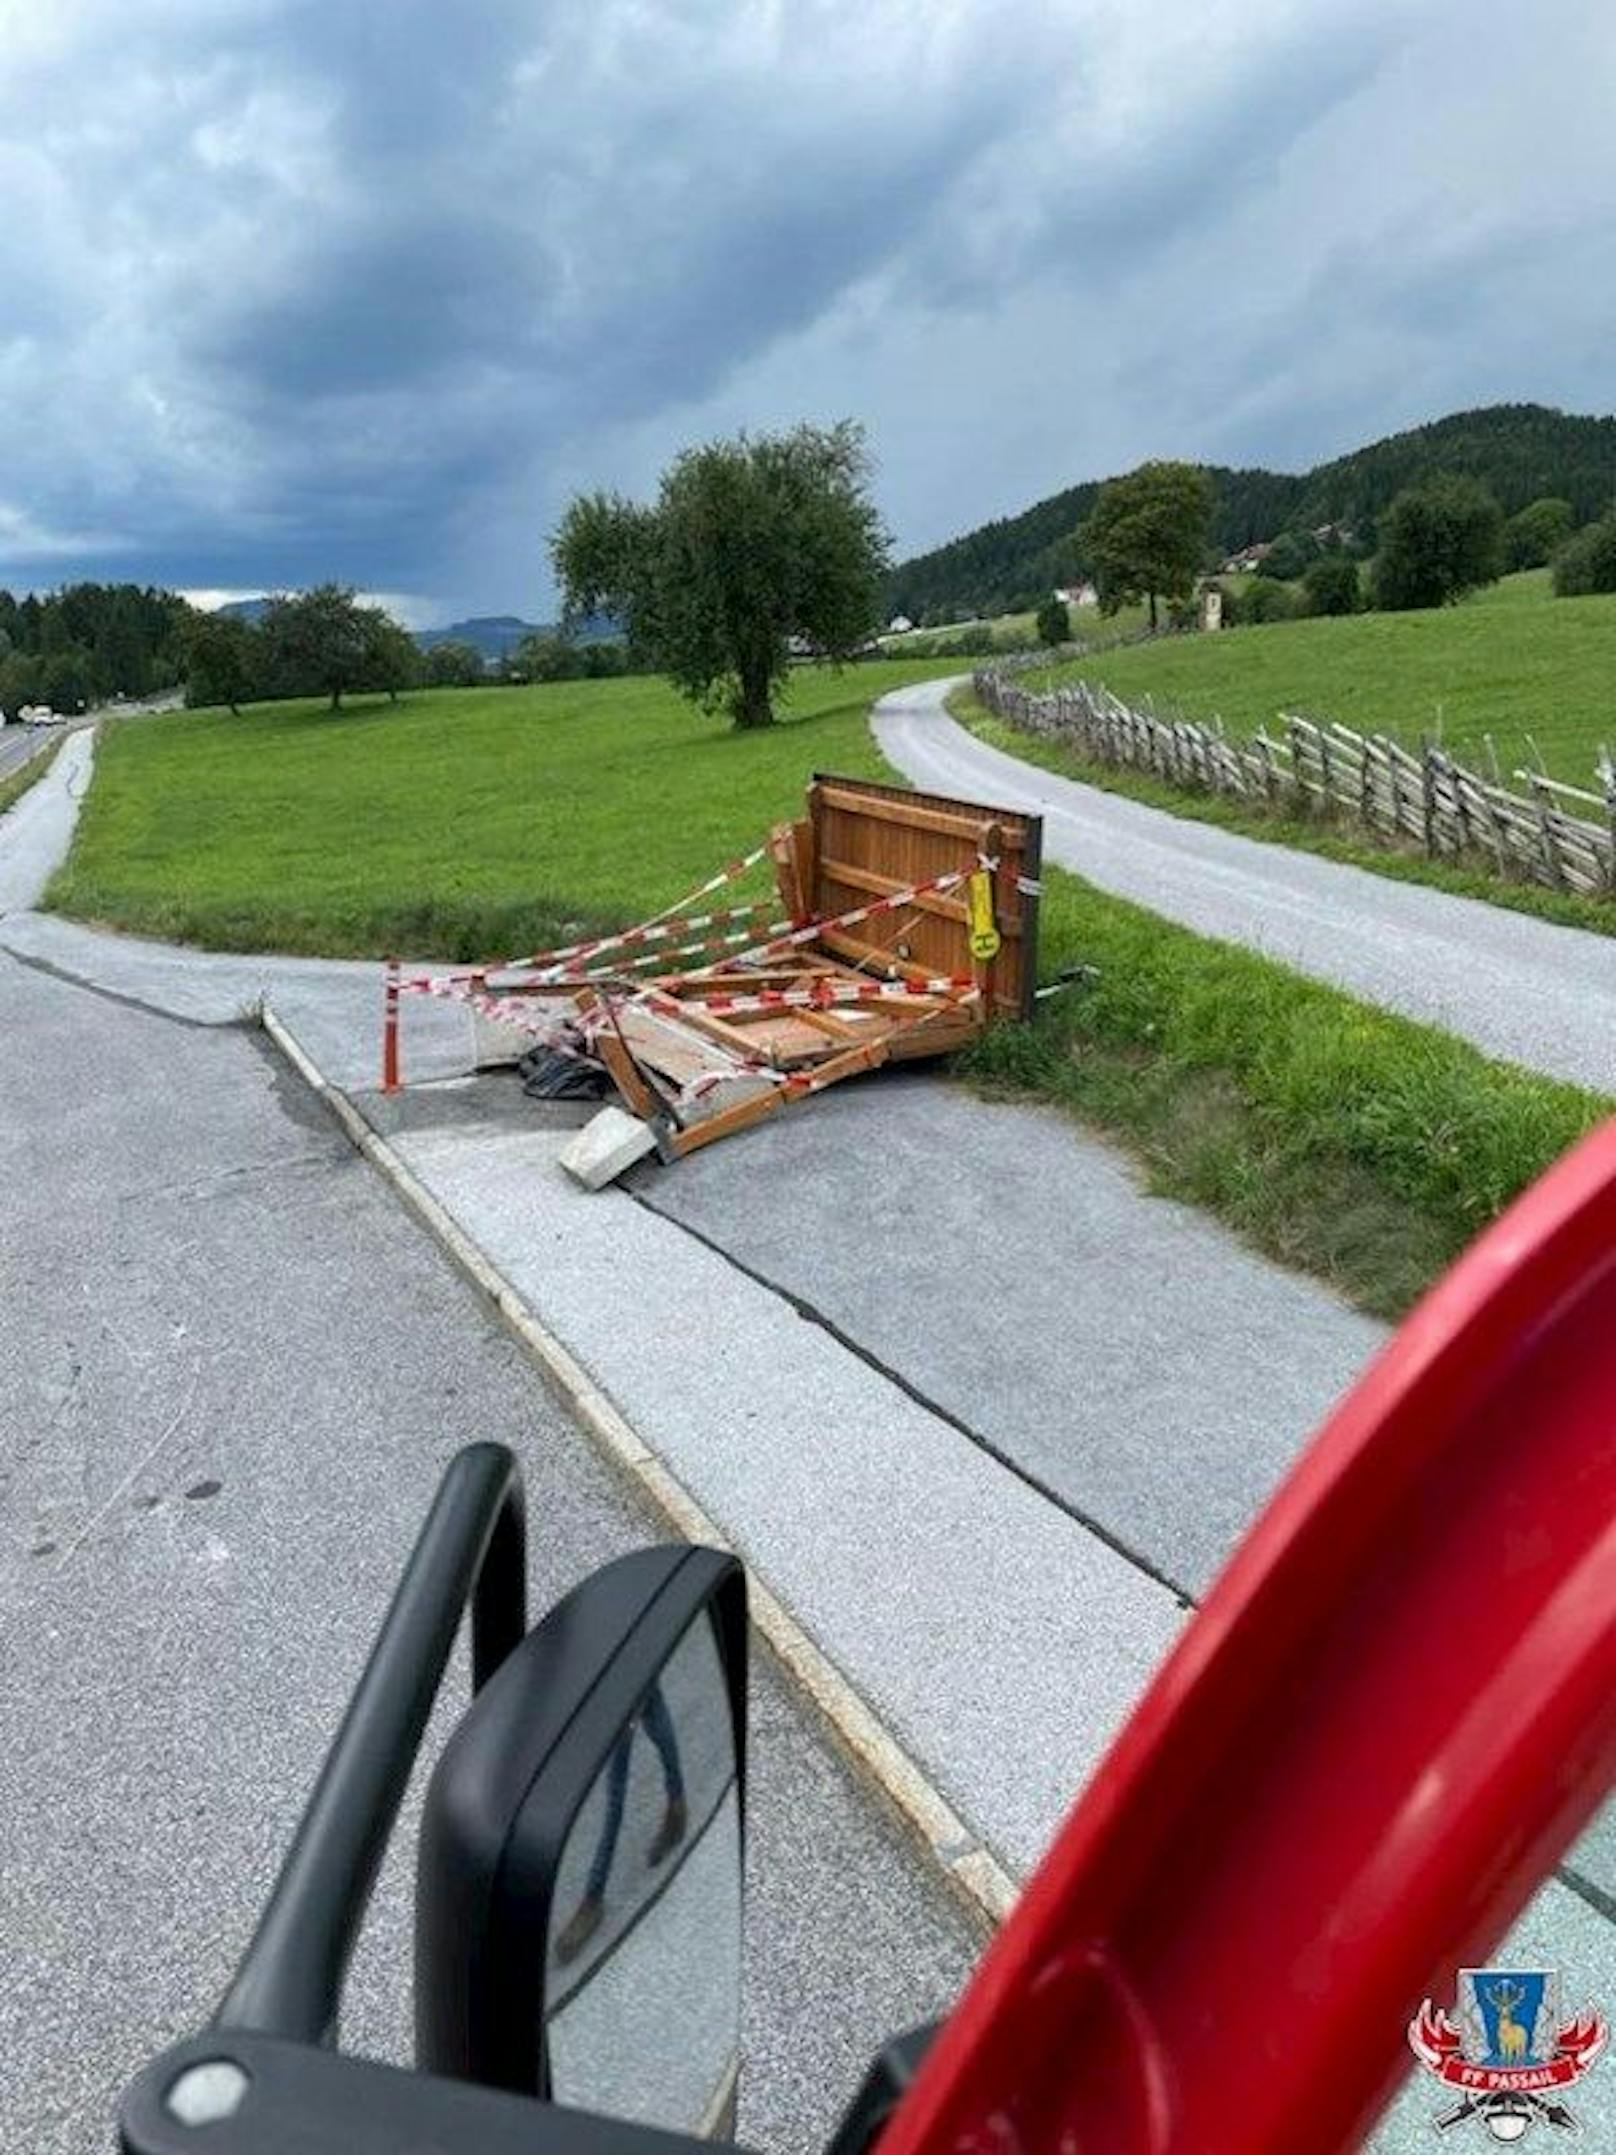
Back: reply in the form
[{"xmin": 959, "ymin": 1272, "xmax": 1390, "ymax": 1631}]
[{"xmin": 1, "ymin": 0, "xmax": 1612, "ymax": 624}]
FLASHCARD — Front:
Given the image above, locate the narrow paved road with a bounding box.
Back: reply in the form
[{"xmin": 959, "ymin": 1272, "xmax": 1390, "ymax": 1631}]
[
  {"xmin": 876, "ymin": 679, "xmax": 1616, "ymax": 1094},
  {"xmin": 0, "ymin": 955, "xmax": 980, "ymax": 2155},
  {"xmin": 0, "ymin": 728, "xmax": 52, "ymax": 782}
]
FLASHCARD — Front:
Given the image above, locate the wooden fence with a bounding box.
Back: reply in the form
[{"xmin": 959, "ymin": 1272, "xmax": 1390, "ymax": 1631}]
[{"xmin": 973, "ymin": 670, "xmax": 1616, "ymax": 899}]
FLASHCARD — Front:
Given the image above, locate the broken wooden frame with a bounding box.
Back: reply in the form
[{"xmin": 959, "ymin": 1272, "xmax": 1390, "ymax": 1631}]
[{"xmin": 393, "ymin": 774, "xmax": 1043, "ymax": 1181}]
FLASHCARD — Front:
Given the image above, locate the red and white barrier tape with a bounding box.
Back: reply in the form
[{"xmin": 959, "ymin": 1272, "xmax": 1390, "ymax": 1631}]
[
  {"xmin": 491, "ymin": 844, "xmax": 772, "ymax": 977},
  {"xmin": 407, "ymin": 972, "xmax": 581, "ymax": 1046},
  {"xmin": 657, "ymin": 975, "xmax": 979, "ymax": 1017},
  {"xmin": 688, "ymin": 858, "xmax": 986, "ymax": 973},
  {"xmin": 411, "ymin": 855, "xmax": 989, "ymax": 1001}
]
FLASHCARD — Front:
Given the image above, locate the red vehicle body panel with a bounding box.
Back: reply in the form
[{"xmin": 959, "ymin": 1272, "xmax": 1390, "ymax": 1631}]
[{"xmin": 884, "ymin": 1121, "xmax": 1616, "ymax": 2154}]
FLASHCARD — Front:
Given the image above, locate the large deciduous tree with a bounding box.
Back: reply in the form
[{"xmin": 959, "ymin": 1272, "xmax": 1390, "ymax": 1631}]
[
  {"xmin": 1370, "ymin": 478, "xmax": 1504, "ymax": 610},
  {"xmin": 551, "ymin": 421, "xmax": 887, "ymax": 729},
  {"xmin": 183, "ymin": 610, "xmax": 262, "ymax": 713},
  {"xmin": 1551, "ymin": 509, "xmax": 1616, "ymax": 597},
  {"xmin": 1506, "ymin": 496, "xmax": 1574, "ymax": 572},
  {"xmin": 358, "ymin": 610, "xmax": 422, "ymax": 702},
  {"xmin": 1082, "ymin": 461, "xmax": 1213, "ymax": 630},
  {"xmin": 261, "ymin": 584, "xmax": 415, "ymax": 709},
  {"xmin": 422, "ymin": 639, "xmax": 487, "ymax": 687}
]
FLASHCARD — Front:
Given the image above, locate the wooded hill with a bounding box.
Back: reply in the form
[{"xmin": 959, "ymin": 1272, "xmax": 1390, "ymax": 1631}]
[
  {"xmin": 0, "ymin": 583, "xmax": 189, "ymax": 710},
  {"xmin": 887, "ymin": 403, "xmax": 1616, "ymax": 623}
]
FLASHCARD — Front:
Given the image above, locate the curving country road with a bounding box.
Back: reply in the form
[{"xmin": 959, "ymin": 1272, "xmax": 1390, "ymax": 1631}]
[{"xmin": 875, "ymin": 678, "xmax": 1616, "ymax": 1094}]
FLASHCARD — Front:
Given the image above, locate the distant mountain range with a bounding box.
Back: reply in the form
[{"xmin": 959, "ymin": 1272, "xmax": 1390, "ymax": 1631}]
[
  {"xmin": 414, "ymin": 614, "xmax": 540, "ymax": 660},
  {"xmin": 214, "ymin": 601, "xmax": 623, "ymax": 662},
  {"xmin": 887, "ymin": 402, "xmax": 1616, "ymax": 622}
]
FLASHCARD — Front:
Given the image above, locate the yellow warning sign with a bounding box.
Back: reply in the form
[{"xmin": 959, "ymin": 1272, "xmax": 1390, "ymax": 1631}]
[{"xmin": 966, "ymin": 869, "xmax": 1001, "ymax": 963}]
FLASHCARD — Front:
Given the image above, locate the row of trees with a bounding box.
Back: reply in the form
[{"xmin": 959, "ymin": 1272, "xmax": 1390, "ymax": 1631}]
[
  {"xmin": 1077, "ymin": 460, "xmax": 1616, "ymax": 629},
  {"xmin": 0, "ymin": 583, "xmax": 190, "ymax": 714},
  {"xmin": 1552, "ymin": 508, "xmax": 1616, "ymax": 597},
  {"xmin": 9, "ymin": 424, "xmax": 883, "ymax": 733},
  {"xmin": 183, "ymin": 589, "xmax": 640, "ymax": 712},
  {"xmin": 183, "ymin": 588, "xmax": 420, "ymax": 712}
]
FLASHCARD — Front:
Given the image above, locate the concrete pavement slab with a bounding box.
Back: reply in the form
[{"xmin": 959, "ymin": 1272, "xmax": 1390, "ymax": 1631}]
[
  {"xmin": 633, "ymin": 1071, "xmax": 1387, "ymax": 1598},
  {"xmin": 0, "ymin": 908, "xmax": 472, "ymax": 1083},
  {"xmin": 378, "ymin": 1110, "xmax": 1187, "ymax": 1880}
]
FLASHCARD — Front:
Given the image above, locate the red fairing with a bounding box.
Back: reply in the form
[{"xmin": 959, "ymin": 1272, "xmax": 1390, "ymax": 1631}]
[{"xmin": 883, "ymin": 1121, "xmax": 1616, "ymax": 2155}]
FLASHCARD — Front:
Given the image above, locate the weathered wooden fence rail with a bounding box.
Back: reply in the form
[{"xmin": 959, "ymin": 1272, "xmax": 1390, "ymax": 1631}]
[{"xmin": 973, "ymin": 669, "xmax": 1616, "ymax": 899}]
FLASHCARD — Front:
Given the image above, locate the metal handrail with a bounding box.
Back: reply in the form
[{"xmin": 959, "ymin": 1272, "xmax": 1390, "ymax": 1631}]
[{"xmin": 213, "ymin": 1442, "xmax": 527, "ymax": 2043}]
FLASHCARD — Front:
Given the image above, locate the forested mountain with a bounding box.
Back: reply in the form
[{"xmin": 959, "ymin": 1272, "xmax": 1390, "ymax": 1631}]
[{"xmin": 887, "ymin": 404, "xmax": 1616, "ymax": 622}]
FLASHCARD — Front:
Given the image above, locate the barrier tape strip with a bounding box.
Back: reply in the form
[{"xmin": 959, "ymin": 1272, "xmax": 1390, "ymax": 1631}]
[
  {"xmin": 404, "ymin": 858, "xmax": 987, "ymax": 1002},
  {"xmin": 528, "ymin": 857, "xmax": 981, "ymax": 985},
  {"xmin": 409, "ymin": 974, "xmax": 580, "ymax": 1048},
  {"xmin": 659, "ymin": 975, "xmax": 979, "ymax": 1016},
  {"xmin": 685, "ymin": 859, "xmax": 986, "ymax": 973},
  {"xmin": 400, "ymin": 967, "xmax": 981, "ymax": 1124},
  {"xmin": 490, "ymin": 844, "xmax": 772, "ymax": 976},
  {"xmin": 508, "ymin": 894, "xmax": 784, "ymax": 985}
]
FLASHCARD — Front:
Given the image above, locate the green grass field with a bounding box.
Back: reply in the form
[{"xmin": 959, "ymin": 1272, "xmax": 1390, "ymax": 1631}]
[
  {"xmin": 1036, "ymin": 573, "xmax": 1616, "ymax": 788},
  {"xmin": 46, "ymin": 664, "xmax": 958, "ymax": 958}
]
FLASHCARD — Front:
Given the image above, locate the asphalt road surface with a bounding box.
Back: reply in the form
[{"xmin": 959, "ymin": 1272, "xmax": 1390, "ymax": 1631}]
[
  {"xmin": 876, "ymin": 678, "xmax": 1616, "ymax": 1093},
  {"xmin": 0, "ymin": 954, "xmax": 982, "ymax": 2154},
  {"xmin": 0, "ymin": 726, "xmax": 58, "ymax": 783}
]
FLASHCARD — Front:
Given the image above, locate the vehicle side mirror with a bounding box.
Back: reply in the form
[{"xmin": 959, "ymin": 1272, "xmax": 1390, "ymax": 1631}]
[{"xmin": 415, "ymin": 1547, "xmax": 747, "ymax": 2141}]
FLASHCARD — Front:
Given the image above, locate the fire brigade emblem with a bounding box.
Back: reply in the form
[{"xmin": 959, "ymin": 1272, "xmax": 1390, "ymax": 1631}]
[{"xmin": 1407, "ymin": 1969, "xmax": 1606, "ymax": 2139}]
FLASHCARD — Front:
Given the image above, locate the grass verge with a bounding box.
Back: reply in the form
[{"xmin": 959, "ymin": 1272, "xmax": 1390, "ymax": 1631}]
[
  {"xmin": 46, "ymin": 664, "xmax": 955, "ymax": 958},
  {"xmin": 958, "ymin": 864, "xmax": 1609, "ymax": 1321},
  {"xmin": 1026, "ymin": 572, "xmax": 1616, "ymax": 788},
  {"xmin": 950, "ymin": 689, "xmax": 1616, "ymax": 939},
  {"xmin": 0, "ymin": 734, "xmax": 64, "ymax": 819}
]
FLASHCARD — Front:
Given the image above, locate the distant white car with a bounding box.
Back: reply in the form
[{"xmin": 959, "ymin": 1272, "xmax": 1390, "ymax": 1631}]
[{"xmin": 19, "ymin": 705, "xmax": 62, "ymax": 727}]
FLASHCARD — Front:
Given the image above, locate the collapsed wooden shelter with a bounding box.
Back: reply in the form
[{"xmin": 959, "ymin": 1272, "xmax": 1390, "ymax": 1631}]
[{"xmin": 388, "ymin": 774, "xmax": 1043, "ymax": 1185}]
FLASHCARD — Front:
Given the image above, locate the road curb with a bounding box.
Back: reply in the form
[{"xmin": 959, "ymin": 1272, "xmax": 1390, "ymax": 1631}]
[{"xmin": 261, "ymin": 1001, "xmax": 1016, "ymax": 1936}]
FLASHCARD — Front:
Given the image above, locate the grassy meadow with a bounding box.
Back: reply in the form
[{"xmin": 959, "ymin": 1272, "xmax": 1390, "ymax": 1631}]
[
  {"xmin": 47, "ymin": 661, "xmax": 959, "ymax": 958},
  {"xmin": 1033, "ymin": 572, "xmax": 1616, "ymax": 788}
]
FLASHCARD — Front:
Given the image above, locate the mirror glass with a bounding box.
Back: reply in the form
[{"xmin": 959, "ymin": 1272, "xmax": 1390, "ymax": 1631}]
[{"xmin": 544, "ymin": 1609, "xmax": 741, "ymax": 2138}]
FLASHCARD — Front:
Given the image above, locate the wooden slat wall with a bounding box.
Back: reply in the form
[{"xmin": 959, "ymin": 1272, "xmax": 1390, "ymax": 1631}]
[{"xmin": 808, "ymin": 772, "xmax": 1042, "ymax": 1020}]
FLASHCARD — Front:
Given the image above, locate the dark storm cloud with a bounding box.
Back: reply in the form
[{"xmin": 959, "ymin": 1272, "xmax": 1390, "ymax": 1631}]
[{"xmin": 0, "ymin": 0, "xmax": 1611, "ymax": 614}]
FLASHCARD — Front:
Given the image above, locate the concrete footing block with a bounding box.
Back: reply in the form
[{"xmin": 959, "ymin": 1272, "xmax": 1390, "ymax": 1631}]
[{"xmin": 560, "ymin": 1104, "xmax": 660, "ymax": 1190}]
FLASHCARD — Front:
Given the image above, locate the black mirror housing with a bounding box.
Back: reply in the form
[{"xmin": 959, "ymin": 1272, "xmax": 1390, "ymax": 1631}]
[{"xmin": 415, "ymin": 1546, "xmax": 748, "ymax": 2109}]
